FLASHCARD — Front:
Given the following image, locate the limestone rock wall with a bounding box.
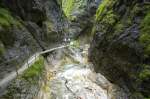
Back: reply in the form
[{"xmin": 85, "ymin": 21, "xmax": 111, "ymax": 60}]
[
  {"xmin": 0, "ymin": 0, "xmax": 68, "ymax": 83},
  {"xmin": 89, "ymin": 0, "xmax": 150, "ymax": 98}
]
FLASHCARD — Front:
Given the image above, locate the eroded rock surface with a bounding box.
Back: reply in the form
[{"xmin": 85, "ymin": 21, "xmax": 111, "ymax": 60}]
[
  {"xmin": 37, "ymin": 44, "xmax": 129, "ymax": 99},
  {"xmin": 89, "ymin": 0, "xmax": 150, "ymax": 98},
  {"xmin": 0, "ymin": 0, "xmax": 68, "ymax": 85}
]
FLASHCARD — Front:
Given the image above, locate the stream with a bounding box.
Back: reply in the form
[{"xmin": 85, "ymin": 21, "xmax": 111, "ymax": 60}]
[
  {"xmin": 37, "ymin": 44, "xmax": 128, "ymax": 99},
  {"xmin": 0, "ymin": 43, "xmax": 129, "ymax": 99}
]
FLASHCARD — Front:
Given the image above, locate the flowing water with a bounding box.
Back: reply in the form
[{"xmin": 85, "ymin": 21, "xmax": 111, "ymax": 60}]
[{"xmin": 37, "ymin": 44, "xmax": 128, "ymax": 99}]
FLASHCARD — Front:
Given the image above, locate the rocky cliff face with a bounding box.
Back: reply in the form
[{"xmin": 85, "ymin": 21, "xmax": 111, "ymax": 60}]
[
  {"xmin": 0, "ymin": 0, "xmax": 68, "ymax": 82},
  {"xmin": 89, "ymin": 0, "xmax": 150, "ymax": 98},
  {"xmin": 0, "ymin": 0, "xmax": 150, "ymax": 98},
  {"xmin": 62, "ymin": 0, "xmax": 101, "ymax": 38}
]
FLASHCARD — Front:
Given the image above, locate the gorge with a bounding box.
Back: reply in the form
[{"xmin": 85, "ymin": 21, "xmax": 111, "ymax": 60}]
[{"xmin": 0, "ymin": 0, "xmax": 150, "ymax": 99}]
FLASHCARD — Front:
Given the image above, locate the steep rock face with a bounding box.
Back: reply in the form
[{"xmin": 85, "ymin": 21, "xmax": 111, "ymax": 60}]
[
  {"xmin": 3, "ymin": 0, "xmax": 69, "ymax": 46},
  {"xmin": 62, "ymin": 0, "xmax": 101, "ymax": 38},
  {"xmin": 0, "ymin": 0, "xmax": 68, "ymax": 83},
  {"xmin": 1, "ymin": 57, "xmax": 44, "ymax": 98},
  {"xmin": 89, "ymin": 0, "xmax": 150, "ymax": 98}
]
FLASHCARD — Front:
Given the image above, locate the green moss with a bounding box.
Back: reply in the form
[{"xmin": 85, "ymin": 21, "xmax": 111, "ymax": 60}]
[
  {"xmin": 102, "ymin": 10, "xmax": 117, "ymax": 25},
  {"xmin": 96, "ymin": 0, "xmax": 118, "ymax": 21},
  {"xmin": 0, "ymin": 8, "xmax": 13, "ymax": 27},
  {"xmin": 140, "ymin": 69, "xmax": 150, "ymax": 80},
  {"xmin": 113, "ymin": 17, "xmax": 132, "ymax": 35},
  {"xmin": 96, "ymin": 0, "xmax": 109, "ymax": 21},
  {"xmin": 95, "ymin": 0, "xmax": 118, "ymax": 32},
  {"xmin": 139, "ymin": 64, "xmax": 150, "ymax": 81},
  {"xmin": 1, "ymin": 57, "xmax": 44, "ymax": 98},
  {"xmin": 22, "ymin": 57, "xmax": 44, "ymax": 83},
  {"xmin": 62, "ymin": 0, "xmax": 87, "ymax": 20},
  {"xmin": 145, "ymin": 97, "xmax": 150, "ymax": 99},
  {"xmin": 62, "ymin": 0, "xmax": 75, "ymax": 18},
  {"xmin": 93, "ymin": 0, "xmax": 150, "ymax": 98},
  {"xmin": 95, "ymin": 0, "xmax": 142, "ymax": 34},
  {"xmin": 131, "ymin": 4, "xmax": 142, "ymax": 16},
  {"xmin": 114, "ymin": 22, "xmax": 124, "ymax": 34},
  {"xmin": 0, "ymin": 8, "xmax": 21, "ymax": 28},
  {"xmin": 70, "ymin": 15, "xmax": 77, "ymax": 21},
  {"xmin": 96, "ymin": 10, "xmax": 117, "ymax": 33},
  {"xmin": 139, "ymin": 12, "xmax": 150, "ymax": 57},
  {"xmin": 70, "ymin": 40, "xmax": 80, "ymax": 48},
  {"xmin": 0, "ymin": 41, "xmax": 5, "ymax": 56}
]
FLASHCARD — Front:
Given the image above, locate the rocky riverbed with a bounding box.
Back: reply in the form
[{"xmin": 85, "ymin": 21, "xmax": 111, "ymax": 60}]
[{"xmin": 37, "ymin": 44, "xmax": 129, "ymax": 99}]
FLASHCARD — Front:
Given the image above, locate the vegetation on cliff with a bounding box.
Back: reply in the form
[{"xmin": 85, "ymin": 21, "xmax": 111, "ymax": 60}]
[
  {"xmin": 0, "ymin": 7, "xmax": 22, "ymax": 55},
  {"xmin": 139, "ymin": 12, "xmax": 150, "ymax": 57},
  {"xmin": 0, "ymin": 0, "xmax": 150, "ymax": 98},
  {"xmin": 90, "ymin": 0, "xmax": 150, "ymax": 98},
  {"xmin": 139, "ymin": 11, "xmax": 150, "ymax": 98},
  {"xmin": 62, "ymin": 0, "xmax": 87, "ymax": 20},
  {"xmin": 0, "ymin": 40, "xmax": 5, "ymax": 56},
  {"xmin": 0, "ymin": 8, "xmax": 21, "ymax": 28},
  {"xmin": 22, "ymin": 56, "xmax": 44, "ymax": 83},
  {"xmin": 62, "ymin": 0, "xmax": 75, "ymax": 18},
  {"xmin": 1, "ymin": 56, "xmax": 44, "ymax": 98}
]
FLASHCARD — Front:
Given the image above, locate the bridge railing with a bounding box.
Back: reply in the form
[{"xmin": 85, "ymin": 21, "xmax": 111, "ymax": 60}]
[{"xmin": 0, "ymin": 45, "xmax": 70, "ymax": 83}]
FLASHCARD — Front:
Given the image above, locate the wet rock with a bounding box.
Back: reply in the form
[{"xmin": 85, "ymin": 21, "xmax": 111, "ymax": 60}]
[
  {"xmin": 62, "ymin": 0, "xmax": 102, "ymax": 38},
  {"xmin": 0, "ymin": 77, "xmax": 40, "ymax": 99},
  {"xmin": 37, "ymin": 45, "xmax": 130, "ymax": 99},
  {"xmin": 0, "ymin": 0, "xmax": 69, "ymax": 91},
  {"xmin": 89, "ymin": 0, "xmax": 150, "ymax": 98}
]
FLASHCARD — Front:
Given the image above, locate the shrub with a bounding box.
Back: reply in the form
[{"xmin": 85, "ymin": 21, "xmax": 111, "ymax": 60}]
[
  {"xmin": 22, "ymin": 57, "xmax": 44, "ymax": 83},
  {"xmin": 139, "ymin": 12, "xmax": 150, "ymax": 57}
]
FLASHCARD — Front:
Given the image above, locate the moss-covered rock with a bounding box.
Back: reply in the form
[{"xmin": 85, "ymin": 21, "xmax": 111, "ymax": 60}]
[
  {"xmin": 62, "ymin": 0, "xmax": 101, "ymax": 40},
  {"xmin": 0, "ymin": 8, "xmax": 21, "ymax": 28},
  {"xmin": 22, "ymin": 57, "xmax": 44, "ymax": 83},
  {"xmin": 89, "ymin": 0, "xmax": 150, "ymax": 98},
  {"xmin": 1, "ymin": 57, "xmax": 44, "ymax": 98},
  {"xmin": 62, "ymin": 0, "xmax": 75, "ymax": 18},
  {"xmin": 62, "ymin": 0, "xmax": 87, "ymax": 19},
  {"xmin": 0, "ymin": 0, "xmax": 68, "ymax": 91},
  {"xmin": 139, "ymin": 12, "xmax": 150, "ymax": 57}
]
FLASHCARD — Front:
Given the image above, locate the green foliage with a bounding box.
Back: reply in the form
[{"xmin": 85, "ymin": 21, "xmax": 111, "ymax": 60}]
[
  {"xmin": 62, "ymin": 0, "xmax": 75, "ymax": 18},
  {"xmin": 62, "ymin": 0, "xmax": 87, "ymax": 20},
  {"xmin": 139, "ymin": 12, "xmax": 150, "ymax": 57},
  {"xmin": 145, "ymin": 97, "xmax": 150, "ymax": 99},
  {"xmin": 94, "ymin": 0, "xmax": 142, "ymax": 37},
  {"xmin": 0, "ymin": 8, "xmax": 21, "ymax": 28},
  {"xmin": 95, "ymin": 0, "xmax": 118, "ymax": 33},
  {"xmin": 70, "ymin": 40, "xmax": 80, "ymax": 48},
  {"xmin": 139, "ymin": 64, "xmax": 150, "ymax": 80},
  {"xmin": 114, "ymin": 22, "xmax": 124, "ymax": 34},
  {"xmin": 113, "ymin": 17, "xmax": 132, "ymax": 35},
  {"xmin": 96, "ymin": 10, "xmax": 117, "ymax": 33},
  {"xmin": 94, "ymin": 0, "xmax": 150, "ymax": 98},
  {"xmin": 22, "ymin": 57, "xmax": 44, "ymax": 83},
  {"xmin": 96, "ymin": 0, "xmax": 118, "ymax": 21},
  {"xmin": 140, "ymin": 69, "xmax": 150, "ymax": 80},
  {"xmin": 102, "ymin": 10, "xmax": 117, "ymax": 25},
  {"xmin": 0, "ymin": 8, "xmax": 13, "ymax": 27},
  {"xmin": 0, "ymin": 41, "xmax": 5, "ymax": 56},
  {"xmin": 96, "ymin": 0, "xmax": 109, "ymax": 21},
  {"xmin": 1, "ymin": 57, "xmax": 44, "ymax": 98},
  {"xmin": 131, "ymin": 4, "xmax": 142, "ymax": 16}
]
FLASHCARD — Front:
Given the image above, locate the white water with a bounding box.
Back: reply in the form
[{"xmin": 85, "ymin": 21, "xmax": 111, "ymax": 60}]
[
  {"xmin": 0, "ymin": 43, "xmax": 129, "ymax": 99},
  {"xmin": 37, "ymin": 44, "xmax": 119, "ymax": 99},
  {"xmin": 56, "ymin": 65, "xmax": 108, "ymax": 99}
]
